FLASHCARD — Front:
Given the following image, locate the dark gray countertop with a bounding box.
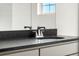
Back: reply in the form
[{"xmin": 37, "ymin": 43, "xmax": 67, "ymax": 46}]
[{"xmin": 0, "ymin": 35, "xmax": 78, "ymax": 52}]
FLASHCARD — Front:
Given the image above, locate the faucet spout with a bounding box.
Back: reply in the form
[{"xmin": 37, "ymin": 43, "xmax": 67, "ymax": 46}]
[{"xmin": 36, "ymin": 26, "xmax": 46, "ymax": 38}]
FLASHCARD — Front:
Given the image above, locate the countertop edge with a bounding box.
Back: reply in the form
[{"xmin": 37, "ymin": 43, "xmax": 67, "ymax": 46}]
[{"xmin": 0, "ymin": 38, "xmax": 78, "ymax": 53}]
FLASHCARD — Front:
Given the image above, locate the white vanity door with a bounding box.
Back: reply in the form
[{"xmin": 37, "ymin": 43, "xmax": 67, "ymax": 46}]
[
  {"xmin": 6, "ymin": 49, "xmax": 39, "ymax": 56},
  {"xmin": 40, "ymin": 42, "xmax": 78, "ymax": 56},
  {"xmin": 70, "ymin": 54, "xmax": 78, "ymax": 56}
]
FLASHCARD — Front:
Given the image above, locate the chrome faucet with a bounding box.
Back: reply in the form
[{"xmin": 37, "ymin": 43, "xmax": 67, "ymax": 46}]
[{"xmin": 35, "ymin": 26, "xmax": 45, "ymax": 38}]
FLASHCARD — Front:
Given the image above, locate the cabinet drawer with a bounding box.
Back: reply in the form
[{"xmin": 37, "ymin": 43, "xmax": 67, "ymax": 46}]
[
  {"xmin": 70, "ymin": 54, "xmax": 78, "ymax": 56},
  {"xmin": 40, "ymin": 42, "xmax": 78, "ymax": 56},
  {"xmin": 6, "ymin": 49, "xmax": 39, "ymax": 56}
]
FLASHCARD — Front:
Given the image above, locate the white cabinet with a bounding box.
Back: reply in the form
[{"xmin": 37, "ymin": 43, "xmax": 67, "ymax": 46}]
[
  {"xmin": 12, "ymin": 3, "xmax": 32, "ymax": 30},
  {"xmin": 3, "ymin": 42, "xmax": 78, "ymax": 56},
  {"xmin": 6, "ymin": 49, "xmax": 39, "ymax": 56},
  {"xmin": 70, "ymin": 54, "xmax": 78, "ymax": 56},
  {"xmin": 40, "ymin": 42, "xmax": 78, "ymax": 56}
]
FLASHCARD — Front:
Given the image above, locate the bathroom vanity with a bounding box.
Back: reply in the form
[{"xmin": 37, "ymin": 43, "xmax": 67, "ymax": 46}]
[
  {"xmin": 0, "ymin": 29, "xmax": 78, "ymax": 56},
  {"xmin": 0, "ymin": 36, "xmax": 78, "ymax": 56},
  {"xmin": 4, "ymin": 40, "xmax": 78, "ymax": 56},
  {"xmin": 0, "ymin": 3, "xmax": 78, "ymax": 56}
]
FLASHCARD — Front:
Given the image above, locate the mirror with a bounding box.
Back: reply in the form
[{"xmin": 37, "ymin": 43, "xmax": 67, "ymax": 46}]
[
  {"xmin": 31, "ymin": 3, "xmax": 56, "ymax": 29},
  {"xmin": 0, "ymin": 3, "xmax": 56, "ymax": 31}
]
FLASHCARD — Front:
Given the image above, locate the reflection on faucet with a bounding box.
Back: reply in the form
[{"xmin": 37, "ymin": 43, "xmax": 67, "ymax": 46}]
[
  {"xmin": 24, "ymin": 26, "xmax": 32, "ymax": 30},
  {"xmin": 36, "ymin": 26, "xmax": 46, "ymax": 38}
]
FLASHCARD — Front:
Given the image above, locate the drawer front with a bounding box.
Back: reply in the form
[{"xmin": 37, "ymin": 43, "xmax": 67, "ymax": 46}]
[
  {"xmin": 40, "ymin": 42, "xmax": 78, "ymax": 56},
  {"xmin": 70, "ymin": 54, "xmax": 78, "ymax": 56},
  {"xmin": 6, "ymin": 49, "xmax": 39, "ymax": 56}
]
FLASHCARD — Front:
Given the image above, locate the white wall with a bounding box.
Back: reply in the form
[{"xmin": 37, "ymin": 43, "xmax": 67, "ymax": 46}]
[
  {"xmin": 32, "ymin": 3, "xmax": 56, "ymax": 29},
  {"xmin": 0, "ymin": 3, "xmax": 56, "ymax": 30},
  {"xmin": 0, "ymin": 3, "xmax": 77, "ymax": 36},
  {"xmin": 0, "ymin": 3, "xmax": 12, "ymax": 30},
  {"xmin": 12, "ymin": 3, "xmax": 56, "ymax": 30},
  {"xmin": 12, "ymin": 3, "xmax": 31, "ymax": 30},
  {"xmin": 56, "ymin": 3, "xmax": 78, "ymax": 36}
]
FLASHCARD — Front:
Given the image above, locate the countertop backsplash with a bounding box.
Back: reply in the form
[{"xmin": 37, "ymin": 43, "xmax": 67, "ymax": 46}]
[{"xmin": 0, "ymin": 29, "xmax": 57, "ymax": 40}]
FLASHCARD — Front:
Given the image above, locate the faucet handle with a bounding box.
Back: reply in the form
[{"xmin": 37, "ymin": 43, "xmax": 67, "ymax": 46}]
[
  {"xmin": 37, "ymin": 26, "xmax": 46, "ymax": 32},
  {"xmin": 24, "ymin": 26, "xmax": 32, "ymax": 30},
  {"xmin": 37, "ymin": 26, "xmax": 46, "ymax": 30}
]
